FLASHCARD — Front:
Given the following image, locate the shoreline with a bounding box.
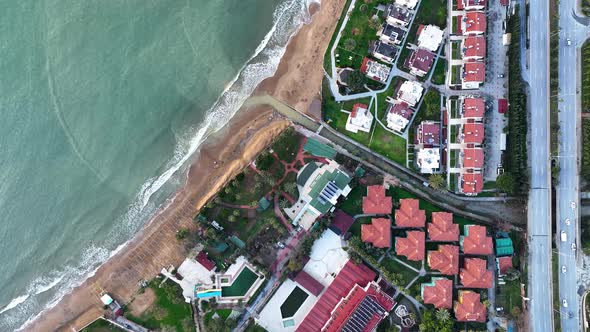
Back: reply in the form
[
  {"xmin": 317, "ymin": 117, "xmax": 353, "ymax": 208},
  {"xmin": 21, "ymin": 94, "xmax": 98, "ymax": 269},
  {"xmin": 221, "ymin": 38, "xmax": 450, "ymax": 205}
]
[{"xmin": 23, "ymin": 0, "xmax": 345, "ymax": 330}]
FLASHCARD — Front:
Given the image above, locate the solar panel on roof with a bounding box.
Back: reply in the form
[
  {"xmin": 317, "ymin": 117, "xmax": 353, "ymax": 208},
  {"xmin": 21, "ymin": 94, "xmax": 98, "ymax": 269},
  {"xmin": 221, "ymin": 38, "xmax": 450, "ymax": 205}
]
[{"xmin": 341, "ymin": 296, "xmax": 387, "ymax": 332}]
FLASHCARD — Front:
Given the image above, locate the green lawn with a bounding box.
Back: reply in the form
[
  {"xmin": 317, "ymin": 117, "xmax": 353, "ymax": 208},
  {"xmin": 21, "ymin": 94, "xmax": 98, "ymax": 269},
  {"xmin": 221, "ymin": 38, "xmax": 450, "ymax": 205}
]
[
  {"xmin": 380, "ymin": 256, "xmax": 418, "ymax": 287},
  {"xmin": 450, "ymin": 65, "xmax": 462, "ymax": 85},
  {"xmin": 449, "ymin": 173, "xmax": 457, "ymax": 191},
  {"xmin": 339, "ymin": 185, "xmax": 366, "ymax": 216},
  {"xmin": 431, "ymin": 58, "xmax": 447, "ymax": 85},
  {"xmin": 204, "ymin": 309, "xmax": 233, "ymax": 324},
  {"xmin": 125, "ymin": 281, "xmax": 194, "ymax": 332},
  {"xmin": 222, "ymin": 267, "xmax": 261, "ymax": 297},
  {"xmin": 369, "ymin": 125, "xmax": 407, "ymax": 165},
  {"xmin": 451, "ymin": 41, "xmax": 461, "ymax": 60},
  {"xmin": 323, "ymin": 83, "xmax": 373, "ymax": 146},
  {"xmin": 415, "ymin": 0, "xmax": 447, "ymax": 27},
  {"xmin": 350, "ymin": 216, "xmax": 373, "ymax": 237},
  {"xmin": 407, "ymin": 89, "xmax": 441, "ymax": 144},
  {"xmin": 81, "ymin": 319, "xmax": 126, "ymax": 332},
  {"xmin": 271, "ymin": 127, "xmax": 302, "ymax": 163},
  {"xmin": 496, "ymin": 280, "xmax": 521, "ymax": 316},
  {"xmin": 324, "ymin": 0, "xmax": 355, "ymax": 71},
  {"xmin": 376, "ymin": 77, "xmax": 401, "ymax": 117},
  {"xmin": 335, "ymin": 0, "xmax": 384, "ymax": 70},
  {"xmin": 396, "ymin": 47, "xmax": 412, "ymax": 72}
]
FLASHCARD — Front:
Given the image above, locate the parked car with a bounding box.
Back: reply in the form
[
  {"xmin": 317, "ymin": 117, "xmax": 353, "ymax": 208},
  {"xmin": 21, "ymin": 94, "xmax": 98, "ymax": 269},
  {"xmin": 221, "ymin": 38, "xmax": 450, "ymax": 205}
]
[
  {"xmin": 572, "ymin": 243, "xmax": 577, "ymax": 251},
  {"xmin": 563, "ymin": 299, "xmax": 568, "ymax": 308},
  {"xmin": 564, "ymin": 218, "xmax": 571, "ymax": 225},
  {"xmin": 562, "ymin": 266, "xmax": 567, "ymax": 273},
  {"xmin": 561, "ymin": 231, "xmax": 567, "ymax": 242},
  {"xmin": 567, "ymin": 38, "xmax": 572, "ymax": 46}
]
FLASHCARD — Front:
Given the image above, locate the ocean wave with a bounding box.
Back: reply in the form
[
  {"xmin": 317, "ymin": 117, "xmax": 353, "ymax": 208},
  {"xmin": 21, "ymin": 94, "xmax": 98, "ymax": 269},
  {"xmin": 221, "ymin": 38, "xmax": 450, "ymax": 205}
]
[{"xmin": 9, "ymin": 0, "xmax": 318, "ymax": 330}]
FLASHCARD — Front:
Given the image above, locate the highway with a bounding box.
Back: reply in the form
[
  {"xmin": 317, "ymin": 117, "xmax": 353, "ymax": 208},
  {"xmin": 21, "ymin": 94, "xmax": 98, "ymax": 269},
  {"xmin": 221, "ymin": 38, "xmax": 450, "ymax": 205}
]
[
  {"xmin": 526, "ymin": 0, "xmax": 554, "ymax": 330},
  {"xmin": 556, "ymin": 0, "xmax": 587, "ymax": 330}
]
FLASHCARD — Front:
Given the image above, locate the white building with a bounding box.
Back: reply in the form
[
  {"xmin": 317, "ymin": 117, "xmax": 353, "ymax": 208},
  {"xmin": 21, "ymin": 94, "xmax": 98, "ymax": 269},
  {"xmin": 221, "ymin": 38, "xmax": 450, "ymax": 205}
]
[
  {"xmin": 385, "ymin": 101, "xmax": 413, "ymax": 132},
  {"xmin": 395, "ymin": 0, "xmax": 419, "ymax": 9},
  {"xmin": 397, "ymin": 80, "xmax": 424, "ymax": 106},
  {"xmin": 417, "ymin": 25, "xmax": 444, "ymax": 52},
  {"xmin": 416, "ymin": 148, "xmax": 441, "ymax": 173},
  {"xmin": 345, "ymin": 103, "xmax": 373, "ymax": 133},
  {"xmin": 361, "ymin": 57, "xmax": 391, "ymax": 83}
]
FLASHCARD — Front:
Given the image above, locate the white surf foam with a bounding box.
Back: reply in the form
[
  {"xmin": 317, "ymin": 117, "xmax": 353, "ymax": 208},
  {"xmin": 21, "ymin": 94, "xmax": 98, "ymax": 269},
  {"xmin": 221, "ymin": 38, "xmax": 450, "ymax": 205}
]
[{"xmin": 10, "ymin": 0, "xmax": 319, "ymax": 330}]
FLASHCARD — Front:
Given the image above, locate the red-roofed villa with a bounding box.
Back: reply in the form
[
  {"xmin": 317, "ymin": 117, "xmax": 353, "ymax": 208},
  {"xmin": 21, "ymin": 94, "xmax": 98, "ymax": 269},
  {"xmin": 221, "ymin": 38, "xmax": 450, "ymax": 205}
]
[
  {"xmin": 395, "ymin": 199, "xmax": 426, "ymax": 228},
  {"xmin": 454, "ymin": 291, "xmax": 487, "ymax": 322},
  {"xmin": 496, "ymin": 256, "xmax": 513, "ymax": 276},
  {"xmin": 363, "ymin": 185, "xmax": 393, "ymax": 214},
  {"xmin": 196, "ymin": 251, "xmax": 216, "ymax": 271},
  {"xmin": 427, "ymin": 245, "xmax": 459, "ymax": 275},
  {"xmin": 460, "ymin": 258, "xmax": 493, "ymax": 288},
  {"xmin": 421, "ymin": 278, "xmax": 453, "ymax": 309},
  {"xmin": 362, "ymin": 218, "xmax": 392, "ymax": 248},
  {"xmin": 461, "ymin": 172, "xmax": 484, "ymax": 195},
  {"xmin": 428, "ymin": 212, "xmax": 459, "ymax": 241},
  {"xmin": 395, "ymin": 231, "xmax": 425, "ymax": 261},
  {"xmin": 461, "ymin": 225, "xmax": 493, "ymax": 255}
]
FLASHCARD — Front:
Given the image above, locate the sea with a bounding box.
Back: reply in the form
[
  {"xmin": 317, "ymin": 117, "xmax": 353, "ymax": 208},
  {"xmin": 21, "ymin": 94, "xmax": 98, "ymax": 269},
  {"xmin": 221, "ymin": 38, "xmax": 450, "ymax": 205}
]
[{"xmin": 0, "ymin": 0, "xmax": 316, "ymax": 330}]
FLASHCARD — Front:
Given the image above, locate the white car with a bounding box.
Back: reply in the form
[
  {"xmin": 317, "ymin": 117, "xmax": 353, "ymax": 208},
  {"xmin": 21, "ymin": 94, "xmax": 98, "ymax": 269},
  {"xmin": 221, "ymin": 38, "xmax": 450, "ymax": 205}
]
[
  {"xmin": 567, "ymin": 39, "xmax": 572, "ymax": 46},
  {"xmin": 571, "ymin": 201, "xmax": 577, "ymax": 209},
  {"xmin": 563, "ymin": 299, "xmax": 569, "ymax": 308},
  {"xmin": 561, "ymin": 231, "xmax": 567, "ymax": 242},
  {"xmin": 572, "ymin": 243, "xmax": 577, "ymax": 251},
  {"xmin": 562, "ymin": 266, "xmax": 567, "ymax": 273},
  {"xmin": 565, "ymin": 218, "xmax": 571, "ymax": 225},
  {"xmin": 277, "ymin": 242, "xmax": 285, "ymax": 249}
]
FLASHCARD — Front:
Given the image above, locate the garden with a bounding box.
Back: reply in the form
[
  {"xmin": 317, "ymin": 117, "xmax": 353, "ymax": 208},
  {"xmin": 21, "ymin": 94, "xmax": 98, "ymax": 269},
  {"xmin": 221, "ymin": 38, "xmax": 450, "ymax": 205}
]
[
  {"xmin": 125, "ymin": 280, "xmax": 195, "ymax": 332},
  {"xmin": 81, "ymin": 319, "xmax": 126, "ymax": 332}
]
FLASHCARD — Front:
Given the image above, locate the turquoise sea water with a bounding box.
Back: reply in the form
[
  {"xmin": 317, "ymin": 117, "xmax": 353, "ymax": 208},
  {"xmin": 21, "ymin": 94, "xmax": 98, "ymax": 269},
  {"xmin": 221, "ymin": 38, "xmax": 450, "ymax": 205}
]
[{"xmin": 0, "ymin": 0, "xmax": 314, "ymax": 330}]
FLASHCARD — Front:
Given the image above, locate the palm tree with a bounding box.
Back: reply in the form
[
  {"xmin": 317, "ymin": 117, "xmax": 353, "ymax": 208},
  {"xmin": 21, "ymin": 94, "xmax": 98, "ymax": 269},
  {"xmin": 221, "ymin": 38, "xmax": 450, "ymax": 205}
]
[
  {"xmin": 428, "ymin": 174, "xmax": 447, "ymax": 191},
  {"xmin": 279, "ymin": 198, "xmax": 290, "ymax": 209},
  {"xmin": 232, "ymin": 209, "xmax": 240, "ymax": 217},
  {"xmin": 283, "ymin": 182, "xmax": 298, "ymax": 196},
  {"xmin": 435, "ymin": 308, "xmax": 451, "ymax": 322},
  {"xmin": 344, "ymin": 38, "xmax": 357, "ymax": 51}
]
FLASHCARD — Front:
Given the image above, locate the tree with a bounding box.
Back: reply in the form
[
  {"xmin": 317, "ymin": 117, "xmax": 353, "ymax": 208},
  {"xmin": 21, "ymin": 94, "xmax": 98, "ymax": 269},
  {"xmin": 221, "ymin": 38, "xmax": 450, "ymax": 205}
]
[
  {"xmin": 348, "ymin": 70, "xmax": 368, "ymax": 92},
  {"xmin": 283, "ymin": 182, "xmax": 298, "ymax": 197},
  {"xmin": 256, "ymin": 152, "xmax": 274, "ymax": 171},
  {"xmin": 436, "ymin": 308, "xmax": 451, "ymax": 322},
  {"xmin": 176, "ymin": 228, "xmax": 189, "ymax": 240},
  {"xmin": 287, "ymin": 258, "xmax": 303, "ymax": 272},
  {"xmin": 428, "ymin": 174, "xmax": 446, "ymax": 191},
  {"xmin": 344, "ymin": 38, "xmax": 357, "ymax": 51},
  {"xmin": 232, "ymin": 210, "xmax": 240, "ymax": 217},
  {"xmin": 228, "ymin": 215, "xmax": 236, "ymax": 222},
  {"xmin": 368, "ymin": 16, "xmax": 381, "ymax": 30},
  {"xmin": 419, "ymin": 310, "xmax": 453, "ymax": 332},
  {"xmin": 279, "ymin": 198, "xmax": 290, "ymax": 209},
  {"xmin": 511, "ymin": 306, "xmax": 522, "ymax": 319},
  {"xmin": 496, "ymin": 172, "xmax": 516, "ymax": 194}
]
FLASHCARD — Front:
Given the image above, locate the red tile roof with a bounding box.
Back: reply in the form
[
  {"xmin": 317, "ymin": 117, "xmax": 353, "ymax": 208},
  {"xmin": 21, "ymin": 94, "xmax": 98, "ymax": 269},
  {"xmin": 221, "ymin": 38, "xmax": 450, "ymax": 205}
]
[
  {"xmin": 463, "ymin": 62, "xmax": 485, "ymax": 82},
  {"xmin": 461, "ymin": 258, "xmax": 493, "ymax": 288},
  {"xmin": 360, "ymin": 57, "xmax": 370, "ymax": 74},
  {"xmin": 395, "ymin": 231, "xmax": 425, "ymax": 261},
  {"xmin": 428, "ymin": 245, "xmax": 460, "ymax": 275},
  {"xmin": 463, "ymin": 148, "xmax": 484, "ymax": 168},
  {"xmin": 388, "ymin": 102, "xmax": 414, "ymax": 120},
  {"xmin": 363, "ymin": 185, "xmax": 393, "ymax": 214},
  {"xmin": 296, "ymin": 261, "xmax": 376, "ymax": 332},
  {"xmin": 464, "ymin": 12, "xmax": 487, "ymax": 34},
  {"xmin": 461, "ymin": 172, "xmax": 484, "ymax": 194},
  {"xmin": 322, "ymin": 282, "xmax": 395, "ymax": 332},
  {"xmin": 498, "ymin": 98, "xmax": 508, "ymax": 113},
  {"xmin": 407, "ymin": 48, "xmax": 435, "ymax": 74},
  {"xmin": 351, "ymin": 103, "xmax": 369, "ymax": 118},
  {"xmin": 428, "ymin": 212, "xmax": 459, "ymax": 241},
  {"xmin": 463, "ymin": 123, "xmax": 484, "ymax": 144},
  {"xmin": 362, "ymin": 218, "xmax": 392, "ymax": 248},
  {"xmin": 395, "ymin": 199, "xmax": 426, "ymax": 227},
  {"xmin": 294, "ymin": 270, "xmax": 325, "ymax": 296},
  {"xmin": 196, "ymin": 251, "xmax": 216, "ymax": 271},
  {"xmin": 454, "ymin": 291, "xmax": 487, "ymax": 322},
  {"xmin": 463, "ymin": 37, "xmax": 486, "ymax": 59},
  {"xmin": 462, "ymin": 225, "xmax": 493, "ymax": 255},
  {"xmin": 422, "ymin": 278, "xmax": 453, "ymax": 309},
  {"xmin": 331, "ymin": 210, "xmax": 355, "ymax": 235},
  {"xmin": 417, "ymin": 121, "xmax": 441, "ymax": 146},
  {"xmin": 463, "ymin": 97, "xmax": 485, "ymax": 118},
  {"xmin": 497, "ymin": 256, "xmax": 513, "ymax": 275}
]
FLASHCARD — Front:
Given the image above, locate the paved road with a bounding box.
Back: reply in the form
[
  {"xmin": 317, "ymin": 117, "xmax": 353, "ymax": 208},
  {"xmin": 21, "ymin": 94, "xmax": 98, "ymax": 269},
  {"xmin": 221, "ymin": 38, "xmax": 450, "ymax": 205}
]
[
  {"xmin": 526, "ymin": 0, "xmax": 554, "ymax": 330},
  {"xmin": 556, "ymin": 1, "xmax": 588, "ymax": 330}
]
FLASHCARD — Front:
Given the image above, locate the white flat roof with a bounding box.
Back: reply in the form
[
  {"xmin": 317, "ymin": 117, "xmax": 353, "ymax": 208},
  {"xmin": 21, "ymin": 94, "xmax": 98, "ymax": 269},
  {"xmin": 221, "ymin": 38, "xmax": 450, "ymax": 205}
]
[
  {"xmin": 303, "ymin": 229, "xmax": 349, "ymax": 287},
  {"xmin": 417, "ymin": 25, "xmax": 444, "ymax": 52}
]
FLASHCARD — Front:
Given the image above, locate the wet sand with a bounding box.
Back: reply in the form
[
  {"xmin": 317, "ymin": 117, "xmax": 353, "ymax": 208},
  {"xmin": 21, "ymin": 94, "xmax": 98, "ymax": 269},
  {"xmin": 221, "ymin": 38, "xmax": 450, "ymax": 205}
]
[{"xmin": 24, "ymin": 0, "xmax": 345, "ymax": 330}]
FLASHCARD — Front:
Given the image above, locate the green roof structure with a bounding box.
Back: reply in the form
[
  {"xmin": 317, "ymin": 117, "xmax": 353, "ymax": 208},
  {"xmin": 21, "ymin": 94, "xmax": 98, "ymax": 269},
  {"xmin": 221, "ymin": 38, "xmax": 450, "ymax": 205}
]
[
  {"xmin": 307, "ymin": 167, "xmax": 351, "ymax": 214},
  {"xmin": 212, "ymin": 242, "xmax": 229, "ymax": 253},
  {"xmin": 195, "ymin": 214, "xmax": 208, "ymax": 223},
  {"xmin": 257, "ymin": 197, "xmax": 271, "ymax": 212},
  {"xmin": 304, "ymin": 138, "xmax": 337, "ymax": 159},
  {"xmin": 230, "ymin": 235, "xmax": 246, "ymax": 249},
  {"xmin": 495, "ymin": 237, "xmax": 514, "ymax": 256},
  {"xmin": 297, "ymin": 162, "xmax": 319, "ymax": 186}
]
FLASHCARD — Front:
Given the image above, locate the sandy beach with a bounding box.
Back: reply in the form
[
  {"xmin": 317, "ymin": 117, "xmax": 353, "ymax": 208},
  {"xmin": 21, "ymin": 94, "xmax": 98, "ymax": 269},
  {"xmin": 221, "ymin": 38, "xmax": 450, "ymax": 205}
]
[{"xmin": 24, "ymin": 0, "xmax": 345, "ymax": 331}]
